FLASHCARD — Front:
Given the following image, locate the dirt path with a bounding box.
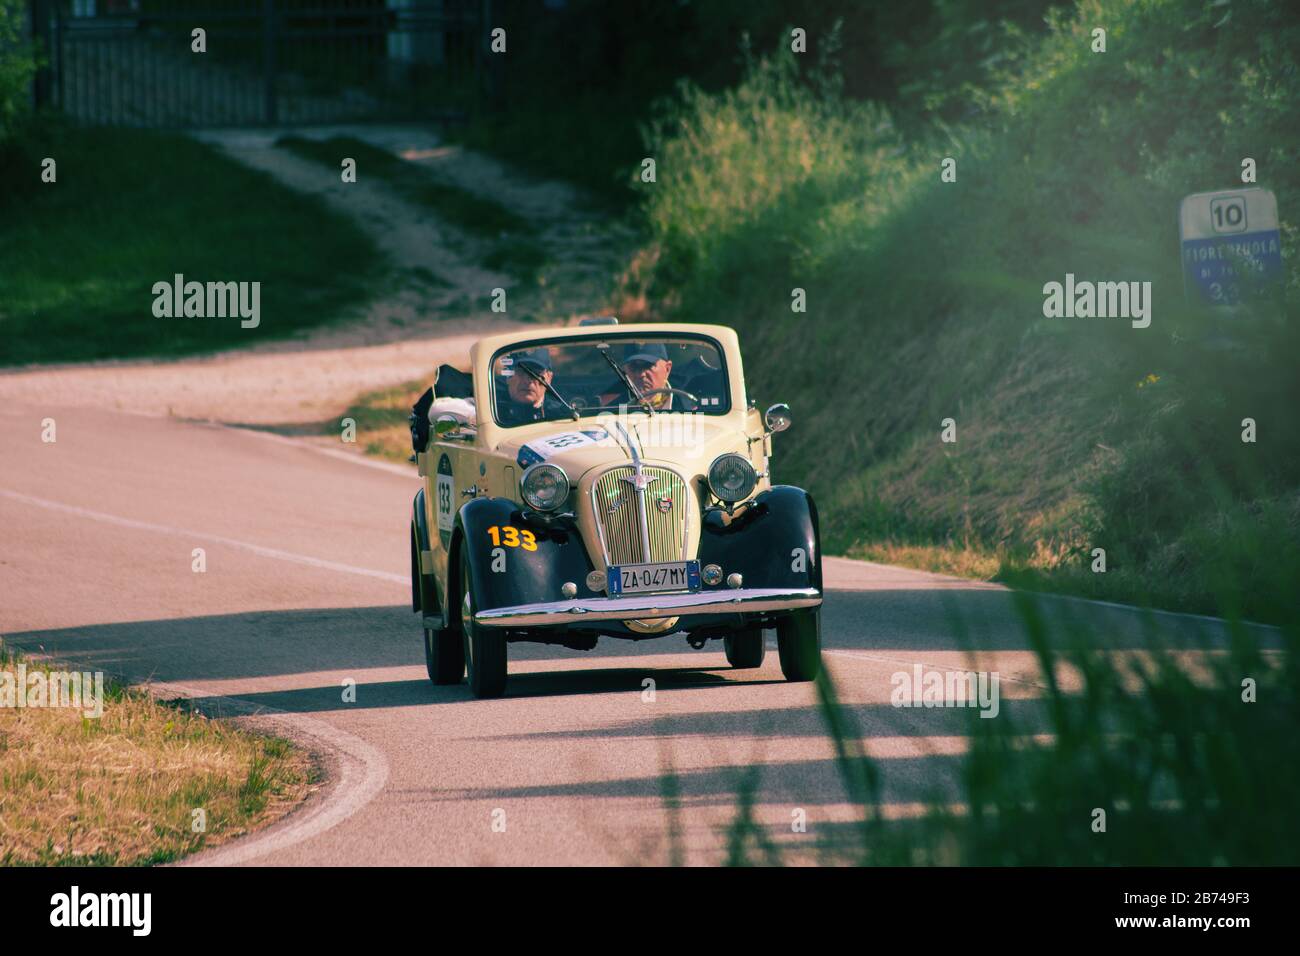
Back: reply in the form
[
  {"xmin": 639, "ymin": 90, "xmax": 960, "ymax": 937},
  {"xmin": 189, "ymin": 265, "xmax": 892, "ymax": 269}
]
[{"xmin": 0, "ymin": 125, "xmax": 633, "ymax": 428}]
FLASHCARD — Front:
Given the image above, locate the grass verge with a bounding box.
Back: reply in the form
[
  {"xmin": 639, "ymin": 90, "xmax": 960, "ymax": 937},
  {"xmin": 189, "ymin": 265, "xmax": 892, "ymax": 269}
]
[
  {"xmin": 340, "ymin": 377, "xmax": 425, "ymax": 462},
  {"xmin": 265, "ymin": 377, "xmax": 423, "ymax": 463},
  {"xmin": 0, "ymin": 644, "xmax": 314, "ymax": 866},
  {"xmin": 0, "ymin": 121, "xmax": 385, "ymax": 366}
]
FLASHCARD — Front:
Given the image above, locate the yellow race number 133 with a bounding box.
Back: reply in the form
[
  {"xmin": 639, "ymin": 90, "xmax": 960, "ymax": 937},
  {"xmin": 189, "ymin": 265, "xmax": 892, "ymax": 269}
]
[{"xmin": 486, "ymin": 525, "xmax": 537, "ymax": 551}]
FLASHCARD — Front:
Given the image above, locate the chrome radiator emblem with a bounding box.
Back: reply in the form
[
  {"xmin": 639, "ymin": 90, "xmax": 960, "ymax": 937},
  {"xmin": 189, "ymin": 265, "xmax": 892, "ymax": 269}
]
[{"xmin": 619, "ymin": 470, "xmax": 659, "ymax": 492}]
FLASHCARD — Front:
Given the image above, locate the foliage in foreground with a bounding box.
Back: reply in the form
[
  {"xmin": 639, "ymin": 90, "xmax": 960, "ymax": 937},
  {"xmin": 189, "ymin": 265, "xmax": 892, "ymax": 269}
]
[{"xmin": 719, "ymin": 586, "xmax": 1298, "ymax": 866}]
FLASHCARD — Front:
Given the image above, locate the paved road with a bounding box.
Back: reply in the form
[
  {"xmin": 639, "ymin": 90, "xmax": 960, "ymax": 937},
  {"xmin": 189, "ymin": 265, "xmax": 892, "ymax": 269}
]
[{"xmin": 0, "ymin": 402, "xmax": 1277, "ymax": 865}]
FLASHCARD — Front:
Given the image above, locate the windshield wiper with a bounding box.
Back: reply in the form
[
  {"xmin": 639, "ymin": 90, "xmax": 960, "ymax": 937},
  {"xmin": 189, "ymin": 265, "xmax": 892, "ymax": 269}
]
[
  {"xmin": 597, "ymin": 343, "xmax": 656, "ymax": 416},
  {"xmin": 519, "ymin": 363, "xmax": 579, "ymax": 420}
]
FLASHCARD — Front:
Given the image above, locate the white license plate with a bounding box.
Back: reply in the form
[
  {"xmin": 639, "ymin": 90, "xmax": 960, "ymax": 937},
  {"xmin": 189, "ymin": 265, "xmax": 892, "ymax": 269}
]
[{"xmin": 607, "ymin": 560, "xmax": 701, "ymax": 596}]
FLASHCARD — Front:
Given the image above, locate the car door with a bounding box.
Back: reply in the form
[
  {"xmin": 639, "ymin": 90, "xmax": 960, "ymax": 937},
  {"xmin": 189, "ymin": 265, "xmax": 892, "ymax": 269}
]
[{"xmin": 423, "ymin": 423, "xmax": 477, "ymax": 611}]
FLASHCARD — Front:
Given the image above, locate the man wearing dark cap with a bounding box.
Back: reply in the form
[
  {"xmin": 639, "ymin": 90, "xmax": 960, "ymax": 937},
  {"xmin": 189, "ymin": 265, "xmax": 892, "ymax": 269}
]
[
  {"xmin": 497, "ymin": 347, "xmax": 564, "ymax": 425},
  {"xmin": 600, "ymin": 342, "xmax": 676, "ymax": 410}
]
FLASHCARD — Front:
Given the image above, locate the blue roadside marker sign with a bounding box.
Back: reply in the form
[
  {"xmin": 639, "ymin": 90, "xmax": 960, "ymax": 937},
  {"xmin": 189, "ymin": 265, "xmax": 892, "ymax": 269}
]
[{"xmin": 1179, "ymin": 188, "xmax": 1284, "ymax": 311}]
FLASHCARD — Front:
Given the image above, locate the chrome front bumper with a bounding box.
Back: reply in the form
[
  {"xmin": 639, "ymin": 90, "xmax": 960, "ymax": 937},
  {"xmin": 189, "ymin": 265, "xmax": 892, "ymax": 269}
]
[{"xmin": 473, "ymin": 587, "xmax": 822, "ymax": 629}]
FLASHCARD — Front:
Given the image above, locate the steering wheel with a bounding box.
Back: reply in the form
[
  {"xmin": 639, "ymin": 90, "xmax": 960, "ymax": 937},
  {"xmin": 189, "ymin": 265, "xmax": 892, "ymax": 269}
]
[{"xmin": 637, "ymin": 387, "xmax": 701, "ymax": 411}]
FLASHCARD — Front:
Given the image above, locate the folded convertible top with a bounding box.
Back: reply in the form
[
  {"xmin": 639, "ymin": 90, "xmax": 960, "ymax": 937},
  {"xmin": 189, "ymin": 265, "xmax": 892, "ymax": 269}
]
[
  {"xmin": 433, "ymin": 364, "xmax": 473, "ymax": 399},
  {"xmin": 410, "ymin": 365, "xmax": 475, "ymax": 453}
]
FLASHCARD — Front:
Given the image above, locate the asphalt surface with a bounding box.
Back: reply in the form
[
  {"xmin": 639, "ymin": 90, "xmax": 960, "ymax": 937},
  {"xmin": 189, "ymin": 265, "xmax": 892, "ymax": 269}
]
[{"xmin": 0, "ymin": 401, "xmax": 1280, "ymax": 865}]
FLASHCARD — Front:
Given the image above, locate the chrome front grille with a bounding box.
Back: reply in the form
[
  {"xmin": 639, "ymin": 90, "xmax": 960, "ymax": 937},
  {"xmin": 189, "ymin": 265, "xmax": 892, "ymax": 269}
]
[{"xmin": 591, "ymin": 466, "xmax": 689, "ymax": 566}]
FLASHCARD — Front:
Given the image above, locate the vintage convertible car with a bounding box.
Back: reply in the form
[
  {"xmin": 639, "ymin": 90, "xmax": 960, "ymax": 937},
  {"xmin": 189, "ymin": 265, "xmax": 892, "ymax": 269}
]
[{"xmin": 408, "ymin": 319, "xmax": 822, "ymax": 698}]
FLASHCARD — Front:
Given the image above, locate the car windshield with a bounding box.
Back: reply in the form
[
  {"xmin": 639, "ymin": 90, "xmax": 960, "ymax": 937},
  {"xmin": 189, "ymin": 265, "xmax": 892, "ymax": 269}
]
[{"xmin": 491, "ymin": 334, "xmax": 729, "ymax": 428}]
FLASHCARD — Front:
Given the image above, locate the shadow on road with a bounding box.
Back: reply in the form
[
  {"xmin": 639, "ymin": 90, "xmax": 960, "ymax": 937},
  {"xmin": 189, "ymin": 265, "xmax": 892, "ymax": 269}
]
[
  {"xmin": 394, "ymin": 750, "xmax": 966, "ymax": 813},
  {"xmin": 5, "ymin": 587, "xmax": 1276, "ymax": 703},
  {"xmin": 168, "ymin": 667, "xmax": 783, "ymax": 714}
]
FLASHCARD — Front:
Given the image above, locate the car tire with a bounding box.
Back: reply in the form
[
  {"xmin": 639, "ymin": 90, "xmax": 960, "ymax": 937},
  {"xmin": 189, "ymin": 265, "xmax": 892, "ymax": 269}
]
[
  {"xmin": 424, "ymin": 624, "xmax": 465, "ymax": 685},
  {"xmin": 776, "ymin": 607, "xmax": 821, "ymax": 682},
  {"xmin": 415, "ymin": 527, "xmax": 463, "ymax": 685},
  {"xmin": 723, "ymin": 626, "xmax": 766, "ymax": 669},
  {"xmin": 460, "ymin": 548, "xmax": 507, "ymax": 698}
]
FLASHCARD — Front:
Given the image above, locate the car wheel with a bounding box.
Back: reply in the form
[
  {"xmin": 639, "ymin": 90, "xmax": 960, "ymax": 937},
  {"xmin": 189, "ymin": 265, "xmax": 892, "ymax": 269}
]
[
  {"xmin": 415, "ymin": 528, "xmax": 463, "ymax": 685},
  {"xmin": 723, "ymin": 626, "xmax": 766, "ymax": 669},
  {"xmin": 460, "ymin": 548, "xmax": 507, "ymax": 698},
  {"xmin": 776, "ymin": 607, "xmax": 821, "ymax": 682},
  {"xmin": 424, "ymin": 623, "xmax": 465, "ymax": 685}
]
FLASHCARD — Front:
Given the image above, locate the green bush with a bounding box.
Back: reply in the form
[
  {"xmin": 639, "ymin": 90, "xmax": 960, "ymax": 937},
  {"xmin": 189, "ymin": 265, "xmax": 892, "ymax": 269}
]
[
  {"xmin": 0, "ymin": 0, "xmax": 36, "ymax": 142},
  {"xmin": 453, "ymin": 0, "xmax": 1054, "ymax": 203},
  {"xmin": 637, "ymin": 0, "xmax": 1300, "ymax": 622}
]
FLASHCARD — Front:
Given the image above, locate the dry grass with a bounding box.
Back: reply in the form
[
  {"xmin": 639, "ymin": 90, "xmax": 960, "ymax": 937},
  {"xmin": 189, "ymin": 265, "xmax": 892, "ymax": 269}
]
[
  {"xmin": 0, "ymin": 651, "xmax": 314, "ymax": 866},
  {"xmin": 846, "ymin": 540, "xmax": 1002, "ymax": 581},
  {"xmin": 339, "ymin": 377, "xmax": 428, "ymax": 463}
]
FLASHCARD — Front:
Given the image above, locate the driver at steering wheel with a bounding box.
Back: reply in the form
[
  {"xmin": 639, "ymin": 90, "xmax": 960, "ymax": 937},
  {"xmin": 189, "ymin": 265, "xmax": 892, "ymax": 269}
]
[{"xmin": 599, "ymin": 342, "xmax": 679, "ymax": 410}]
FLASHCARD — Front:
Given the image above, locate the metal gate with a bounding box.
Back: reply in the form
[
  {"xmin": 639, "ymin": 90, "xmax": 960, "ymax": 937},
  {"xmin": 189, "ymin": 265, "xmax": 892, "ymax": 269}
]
[{"xmin": 33, "ymin": 0, "xmax": 484, "ymax": 127}]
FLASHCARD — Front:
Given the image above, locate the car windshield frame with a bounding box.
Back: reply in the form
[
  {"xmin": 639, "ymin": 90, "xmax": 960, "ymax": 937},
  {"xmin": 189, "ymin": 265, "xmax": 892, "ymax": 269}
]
[{"xmin": 487, "ymin": 331, "xmax": 733, "ymax": 429}]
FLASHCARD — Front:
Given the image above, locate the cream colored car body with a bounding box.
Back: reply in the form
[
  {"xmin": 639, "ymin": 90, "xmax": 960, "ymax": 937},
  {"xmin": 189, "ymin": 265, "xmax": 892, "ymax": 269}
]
[{"xmin": 417, "ymin": 323, "xmax": 771, "ymax": 591}]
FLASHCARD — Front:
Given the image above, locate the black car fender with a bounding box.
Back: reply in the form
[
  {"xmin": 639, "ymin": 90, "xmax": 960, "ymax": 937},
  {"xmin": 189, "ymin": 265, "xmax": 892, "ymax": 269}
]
[
  {"xmin": 697, "ymin": 485, "xmax": 821, "ymax": 593},
  {"xmin": 453, "ymin": 497, "xmax": 599, "ymax": 618}
]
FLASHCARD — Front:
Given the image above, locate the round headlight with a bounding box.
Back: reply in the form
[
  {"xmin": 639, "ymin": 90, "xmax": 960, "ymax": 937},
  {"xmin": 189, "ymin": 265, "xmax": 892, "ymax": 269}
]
[
  {"xmin": 520, "ymin": 463, "xmax": 570, "ymax": 512},
  {"xmin": 707, "ymin": 453, "xmax": 757, "ymax": 503}
]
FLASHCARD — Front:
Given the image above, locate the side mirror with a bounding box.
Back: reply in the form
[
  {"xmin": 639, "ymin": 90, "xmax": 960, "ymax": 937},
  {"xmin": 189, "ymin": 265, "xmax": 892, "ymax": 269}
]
[
  {"xmin": 434, "ymin": 415, "xmax": 474, "ymax": 441},
  {"xmin": 764, "ymin": 403, "xmax": 792, "ymax": 433}
]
